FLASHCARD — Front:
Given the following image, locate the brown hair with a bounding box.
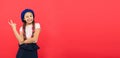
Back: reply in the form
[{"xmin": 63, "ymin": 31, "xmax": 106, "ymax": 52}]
[{"xmin": 21, "ymin": 9, "xmax": 35, "ymax": 40}]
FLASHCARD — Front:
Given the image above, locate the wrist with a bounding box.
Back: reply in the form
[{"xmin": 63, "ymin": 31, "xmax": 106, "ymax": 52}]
[
  {"xmin": 12, "ymin": 27, "xmax": 16, "ymax": 30},
  {"xmin": 19, "ymin": 41, "xmax": 24, "ymax": 44}
]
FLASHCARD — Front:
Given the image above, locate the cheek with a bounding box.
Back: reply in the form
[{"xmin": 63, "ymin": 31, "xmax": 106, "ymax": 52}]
[
  {"xmin": 30, "ymin": 17, "xmax": 34, "ymax": 21},
  {"xmin": 31, "ymin": 17, "xmax": 34, "ymax": 19},
  {"xmin": 24, "ymin": 18, "xmax": 27, "ymax": 21}
]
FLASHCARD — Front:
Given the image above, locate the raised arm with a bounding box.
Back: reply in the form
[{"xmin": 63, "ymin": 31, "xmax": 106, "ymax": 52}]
[{"xmin": 8, "ymin": 20, "xmax": 24, "ymax": 44}]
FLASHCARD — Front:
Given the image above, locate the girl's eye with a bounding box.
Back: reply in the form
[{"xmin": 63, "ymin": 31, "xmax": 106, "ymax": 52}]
[
  {"xmin": 25, "ymin": 16, "xmax": 29, "ymax": 18},
  {"xmin": 30, "ymin": 15, "xmax": 33, "ymax": 17}
]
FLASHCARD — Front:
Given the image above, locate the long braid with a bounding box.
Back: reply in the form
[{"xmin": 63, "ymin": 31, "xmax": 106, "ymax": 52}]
[
  {"xmin": 23, "ymin": 23, "xmax": 27, "ymax": 40},
  {"xmin": 31, "ymin": 20, "xmax": 35, "ymax": 38}
]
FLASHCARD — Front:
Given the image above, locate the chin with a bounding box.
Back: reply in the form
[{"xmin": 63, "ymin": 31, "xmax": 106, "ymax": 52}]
[{"xmin": 27, "ymin": 21, "xmax": 33, "ymax": 24}]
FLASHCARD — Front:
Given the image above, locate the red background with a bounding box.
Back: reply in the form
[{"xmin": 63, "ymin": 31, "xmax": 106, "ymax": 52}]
[{"xmin": 0, "ymin": 0, "xmax": 120, "ymax": 58}]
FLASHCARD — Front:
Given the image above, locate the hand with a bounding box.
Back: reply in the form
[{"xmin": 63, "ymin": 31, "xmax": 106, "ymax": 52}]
[{"xmin": 8, "ymin": 20, "xmax": 16, "ymax": 29}]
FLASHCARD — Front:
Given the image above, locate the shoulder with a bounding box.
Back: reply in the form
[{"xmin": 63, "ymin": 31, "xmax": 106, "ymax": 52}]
[
  {"xmin": 35, "ymin": 23, "xmax": 41, "ymax": 29},
  {"xmin": 35, "ymin": 23, "xmax": 40, "ymax": 25},
  {"xmin": 19, "ymin": 26, "xmax": 23, "ymax": 32}
]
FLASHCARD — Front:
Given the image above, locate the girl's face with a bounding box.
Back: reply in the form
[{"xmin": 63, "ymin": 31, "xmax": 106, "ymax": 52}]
[{"xmin": 24, "ymin": 12, "xmax": 34, "ymax": 24}]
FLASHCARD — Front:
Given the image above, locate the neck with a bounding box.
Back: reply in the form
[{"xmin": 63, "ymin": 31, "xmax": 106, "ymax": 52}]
[{"xmin": 26, "ymin": 23, "xmax": 32, "ymax": 25}]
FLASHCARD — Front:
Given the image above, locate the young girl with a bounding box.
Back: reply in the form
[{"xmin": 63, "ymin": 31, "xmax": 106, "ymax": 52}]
[{"xmin": 8, "ymin": 9, "xmax": 40, "ymax": 58}]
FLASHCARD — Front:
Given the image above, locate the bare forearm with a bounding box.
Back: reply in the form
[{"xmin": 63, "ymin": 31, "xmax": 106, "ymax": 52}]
[
  {"xmin": 12, "ymin": 28, "xmax": 23, "ymax": 43},
  {"xmin": 23, "ymin": 38, "xmax": 35, "ymax": 43},
  {"xmin": 23, "ymin": 29, "xmax": 40, "ymax": 44}
]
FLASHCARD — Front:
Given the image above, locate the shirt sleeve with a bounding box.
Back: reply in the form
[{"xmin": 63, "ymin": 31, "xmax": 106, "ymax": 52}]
[{"xmin": 35, "ymin": 23, "xmax": 41, "ymax": 29}]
